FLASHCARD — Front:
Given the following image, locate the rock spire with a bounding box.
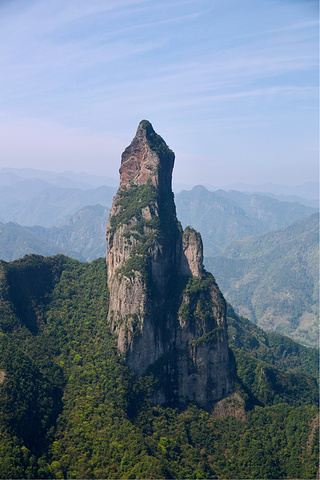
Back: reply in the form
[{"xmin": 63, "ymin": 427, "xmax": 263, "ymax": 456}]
[{"xmin": 106, "ymin": 120, "xmax": 234, "ymax": 409}]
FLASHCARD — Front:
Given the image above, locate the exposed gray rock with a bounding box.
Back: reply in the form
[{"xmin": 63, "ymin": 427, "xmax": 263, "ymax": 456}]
[
  {"xmin": 106, "ymin": 120, "xmax": 234, "ymax": 409},
  {"xmin": 180, "ymin": 226, "xmax": 204, "ymax": 277}
]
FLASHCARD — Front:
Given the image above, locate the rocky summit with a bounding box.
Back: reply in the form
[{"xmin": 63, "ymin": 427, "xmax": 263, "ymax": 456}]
[{"xmin": 106, "ymin": 120, "xmax": 234, "ymax": 409}]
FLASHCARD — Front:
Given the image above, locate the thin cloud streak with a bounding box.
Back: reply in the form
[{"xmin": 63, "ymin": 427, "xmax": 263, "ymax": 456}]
[
  {"xmin": 1, "ymin": 1, "xmax": 316, "ymax": 93},
  {"xmin": 0, "ymin": 0, "xmax": 318, "ymax": 185}
]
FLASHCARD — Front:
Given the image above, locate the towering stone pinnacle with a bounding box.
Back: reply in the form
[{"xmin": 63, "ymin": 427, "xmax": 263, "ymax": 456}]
[
  {"xmin": 119, "ymin": 120, "xmax": 174, "ymax": 195},
  {"xmin": 106, "ymin": 120, "xmax": 234, "ymax": 409}
]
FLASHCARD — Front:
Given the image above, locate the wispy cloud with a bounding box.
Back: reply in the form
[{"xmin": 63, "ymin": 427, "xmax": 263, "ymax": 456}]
[{"xmin": 0, "ymin": 0, "xmax": 318, "ymax": 185}]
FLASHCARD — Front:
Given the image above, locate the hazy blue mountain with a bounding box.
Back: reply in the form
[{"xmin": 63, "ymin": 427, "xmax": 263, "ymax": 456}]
[
  {"xmin": 0, "ymin": 222, "xmax": 58, "ymax": 261},
  {"xmin": 0, "ymin": 171, "xmax": 22, "ymax": 186},
  {"xmin": 252, "ymin": 192, "xmax": 319, "ymax": 209},
  {"xmin": 0, "ymin": 172, "xmax": 93, "ymax": 190},
  {"xmin": 59, "ymin": 170, "xmax": 119, "ymax": 188},
  {"xmin": 216, "ymin": 189, "xmax": 318, "ymax": 228},
  {"xmin": 29, "ymin": 204, "xmax": 110, "ymax": 261},
  {"xmin": 175, "ymin": 185, "xmax": 317, "ymax": 256},
  {"xmin": 176, "ymin": 186, "xmax": 263, "ymax": 256},
  {"xmin": 202, "ymin": 182, "xmax": 319, "ymax": 207},
  {"xmin": 0, "ymin": 168, "xmax": 58, "ymax": 183},
  {"xmin": 205, "ymin": 213, "xmax": 319, "ymax": 347},
  {"xmin": 217, "ymin": 181, "xmax": 319, "ymax": 201},
  {"xmin": 0, "ymin": 184, "xmax": 116, "ymax": 227},
  {"xmin": 0, "ymin": 205, "xmax": 110, "ymax": 262}
]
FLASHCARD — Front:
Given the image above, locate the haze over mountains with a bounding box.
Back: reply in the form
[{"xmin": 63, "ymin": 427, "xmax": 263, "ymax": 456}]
[
  {"xmin": 0, "ymin": 168, "xmax": 119, "ymax": 189},
  {"xmin": 0, "ymin": 179, "xmax": 115, "ymax": 227},
  {"xmin": 176, "ymin": 185, "xmax": 317, "ymax": 256},
  {"xmin": 0, "ymin": 182, "xmax": 316, "ymax": 261},
  {"xmin": 205, "ymin": 213, "xmax": 319, "ymax": 348},
  {"xmin": 203, "ymin": 182, "xmax": 318, "ymax": 208},
  {"xmin": 0, "ymin": 205, "xmax": 110, "ymax": 263},
  {"xmin": 0, "ymin": 167, "xmax": 318, "ymax": 349},
  {"xmin": 0, "ymin": 168, "xmax": 319, "ymax": 226},
  {"xmin": 0, "ymin": 168, "xmax": 317, "ymax": 232}
]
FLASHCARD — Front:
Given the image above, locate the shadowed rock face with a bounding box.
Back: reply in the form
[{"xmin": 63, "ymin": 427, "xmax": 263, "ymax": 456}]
[
  {"xmin": 180, "ymin": 227, "xmax": 204, "ymax": 277},
  {"xmin": 106, "ymin": 120, "xmax": 234, "ymax": 409}
]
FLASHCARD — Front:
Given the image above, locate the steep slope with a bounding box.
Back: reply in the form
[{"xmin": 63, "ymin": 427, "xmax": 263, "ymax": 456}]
[
  {"xmin": 226, "ymin": 303, "xmax": 318, "ymax": 378},
  {"xmin": 106, "ymin": 120, "xmax": 234, "ymax": 408},
  {"xmin": 205, "ymin": 213, "xmax": 319, "ymax": 347},
  {"xmin": 175, "ymin": 185, "xmax": 317, "ymax": 256}
]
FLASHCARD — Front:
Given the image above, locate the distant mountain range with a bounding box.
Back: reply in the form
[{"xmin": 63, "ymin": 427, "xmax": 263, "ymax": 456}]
[
  {"xmin": 0, "ymin": 205, "xmax": 110, "ymax": 262},
  {"xmin": 0, "ymin": 169, "xmax": 318, "ymax": 349},
  {"xmin": 1, "ymin": 167, "xmax": 318, "ymax": 200},
  {"xmin": 205, "ymin": 213, "xmax": 319, "ymax": 347},
  {"xmin": 205, "ymin": 181, "xmax": 319, "ymax": 202},
  {"xmin": 176, "ymin": 185, "xmax": 317, "ymax": 256},
  {"xmin": 0, "ymin": 181, "xmax": 116, "ymax": 227},
  {"xmin": 0, "ymin": 180, "xmax": 316, "ymax": 258},
  {"xmin": 0, "ymin": 167, "xmax": 119, "ymax": 188}
]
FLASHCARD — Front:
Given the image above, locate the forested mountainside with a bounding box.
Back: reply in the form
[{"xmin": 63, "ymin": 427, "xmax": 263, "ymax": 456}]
[
  {"xmin": 0, "ymin": 254, "xmax": 318, "ymax": 479},
  {"xmin": 205, "ymin": 213, "xmax": 319, "ymax": 347},
  {"xmin": 0, "ymin": 120, "xmax": 318, "ymax": 479},
  {"xmin": 175, "ymin": 185, "xmax": 317, "ymax": 256}
]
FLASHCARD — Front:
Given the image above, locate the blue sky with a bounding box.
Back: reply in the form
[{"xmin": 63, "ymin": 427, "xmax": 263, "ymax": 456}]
[{"xmin": 0, "ymin": 0, "xmax": 318, "ymax": 186}]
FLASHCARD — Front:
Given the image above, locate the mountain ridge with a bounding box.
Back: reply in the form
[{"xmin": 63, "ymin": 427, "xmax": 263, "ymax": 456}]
[
  {"xmin": 205, "ymin": 213, "xmax": 319, "ymax": 347},
  {"xmin": 176, "ymin": 185, "xmax": 317, "ymax": 256},
  {"xmin": 0, "ymin": 204, "xmax": 110, "ymax": 262}
]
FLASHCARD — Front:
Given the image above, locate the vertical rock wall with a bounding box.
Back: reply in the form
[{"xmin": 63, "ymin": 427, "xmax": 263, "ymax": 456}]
[{"xmin": 106, "ymin": 120, "xmax": 234, "ymax": 409}]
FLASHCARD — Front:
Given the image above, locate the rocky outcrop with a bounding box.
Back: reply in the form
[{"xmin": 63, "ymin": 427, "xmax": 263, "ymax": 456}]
[
  {"xmin": 180, "ymin": 227, "xmax": 204, "ymax": 277},
  {"xmin": 119, "ymin": 119, "xmax": 174, "ymax": 196},
  {"xmin": 106, "ymin": 120, "xmax": 234, "ymax": 409}
]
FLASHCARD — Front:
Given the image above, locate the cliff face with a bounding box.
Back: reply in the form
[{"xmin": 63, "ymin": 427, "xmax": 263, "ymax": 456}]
[{"xmin": 106, "ymin": 120, "xmax": 234, "ymax": 409}]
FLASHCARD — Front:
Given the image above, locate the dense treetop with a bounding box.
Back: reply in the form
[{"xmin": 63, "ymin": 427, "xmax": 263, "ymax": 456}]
[{"xmin": 0, "ymin": 254, "xmax": 318, "ymax": 478}]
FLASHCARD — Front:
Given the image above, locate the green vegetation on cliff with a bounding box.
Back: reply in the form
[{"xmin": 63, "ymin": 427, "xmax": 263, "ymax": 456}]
[
  {"xmin": 140, "ymin": 120, "xmax": 175, "ymax": 167},
  {"xmin": 109, "ymin": 182, "xmax": 158, "ymax": 234},
  {"xmin": 111, "ymin": 180, "xmax": 180, "ymax": 282},
  {"xmin": 178, "ymin": 274, "xmax": 225, "ymax": 333},
  {"xmin": 0, "ymin": 254, "xmax": 318, "ymax": 478}
]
